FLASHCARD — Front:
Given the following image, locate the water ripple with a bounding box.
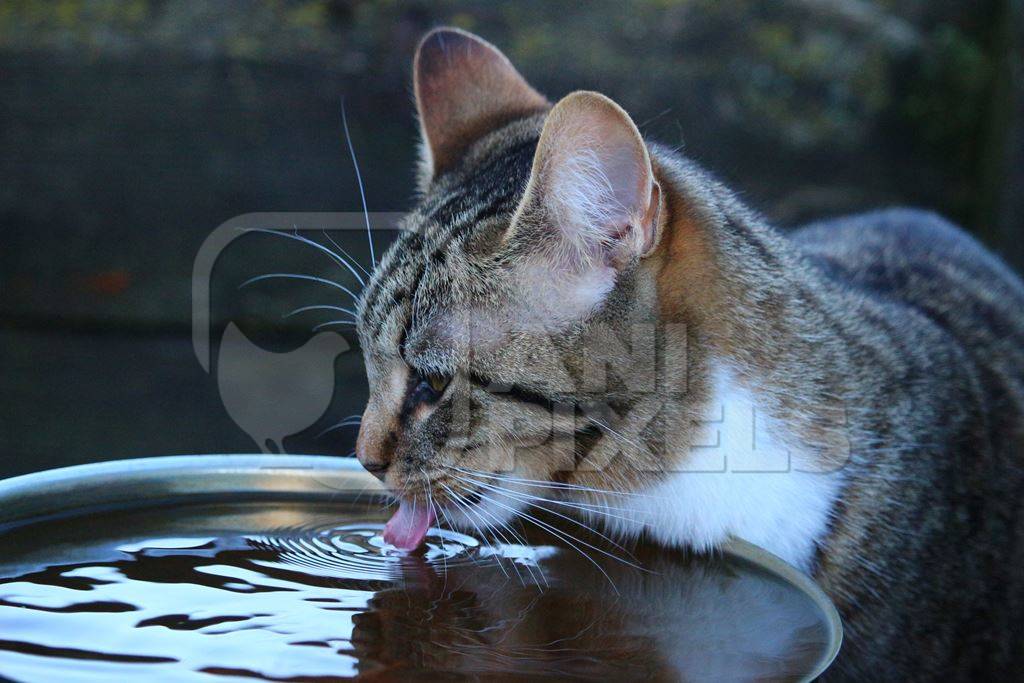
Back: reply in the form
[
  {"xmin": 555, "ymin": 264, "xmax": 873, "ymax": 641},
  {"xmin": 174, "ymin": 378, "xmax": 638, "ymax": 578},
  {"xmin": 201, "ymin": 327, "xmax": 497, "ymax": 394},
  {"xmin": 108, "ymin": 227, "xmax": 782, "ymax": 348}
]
[{"xmin": 247, "ymin": 523, "xmax": 483, "ymax": 581}]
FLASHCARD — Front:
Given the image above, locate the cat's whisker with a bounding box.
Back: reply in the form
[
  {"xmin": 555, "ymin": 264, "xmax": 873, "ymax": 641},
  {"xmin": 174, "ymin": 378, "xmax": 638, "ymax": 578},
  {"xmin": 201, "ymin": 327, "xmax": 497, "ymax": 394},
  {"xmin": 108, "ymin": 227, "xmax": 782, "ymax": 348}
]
[
  {"xmin": 441, "ymin": 484, "xmax": 530, "ymax": 587},
  {"xmin": 316, "ymin": 415, "xmax": 362, "ymax": 438},
  {"xmin": 283, "ymin": 304, "xmax": 359, "ymax": 319},
  {"xmin": 582, "ymin": 415, "xmax": 645, "ymax": 454},
  {"xmin": 239, "ymin": 273, "xmax": 360, "ymax": 302},
  {"xmin": 469, "ymin": 489, "xmax": 622, "ymax": 594},
  {"xmin": 447, "ymin": 465, "xmax": 657, "ymax": 499},
  {"xmin": 440, "ymin": 483, "xmax": 514, "ymax": 583},
  {"xmin": 312, "ymin": 319, "xmax": 358, "ymax": 332},
  {"xmin": 467, "ymin": 504, "xmax": 543, "ymax": 588},
  {"xmin": 477, "ymin": 487, "xmax": 642, "ymax": 565},
  {"xmin": 322, "ymin": 418, "xmax": 362, "ymax": 428},
  {"xmin": 494, "ymin": 473, "xmax": 650, "ymax": 518},
  {"xmin": 310, "ymin": 473, "xmax": 380, "ymax": 507},
  {"xmin": 410, "ymin": 280, "xmax": 423, "ymax": 331},
  {"xmin": 636, "ymin": 106, "xmax": 673, "ymax": 130},
  {"xmin": 464, "ymin": 475, "xmax": 651, "ymax": 526},
  {"xmin": 340, "ymin": 97, "xmax": 375, "ymax": 268},
  {"xmin": 422, "ymin": 472, "xmax": 449, "ymax": 585},
  {"xmin": 284, "ymin": 224, "xmax": 369, "ymax": 288},
  {"xmin": 453, "ymin": 466, "xmax": 648, "ymax": 518},
  {"xmin": 435, "ymin": 504, "xmax": 485, "ymax": 574},
  {"xmin": 453, "ymin": 488, "xmax": 547, "ymax": 588},
  {"xmin": 456, "ymin": 474, "xmax": 645, "ymax": 565},
  {"xmin": 322, "ymin": 229, "xmax": 371, "ymax": 279},
  {"xmin": 441, "ymin": 508, "xmax": 492, "ymax": 598},
  {"xmin": 468, "ymin": 485, "xmax": 634, "ymax": 573},
  {"xmin": 241, "ymin": 228, "xmax": 366, "ymax": 288},
  {"xmin": 443, "ymin": 483, "xmax": 535, "ymax": 587}
]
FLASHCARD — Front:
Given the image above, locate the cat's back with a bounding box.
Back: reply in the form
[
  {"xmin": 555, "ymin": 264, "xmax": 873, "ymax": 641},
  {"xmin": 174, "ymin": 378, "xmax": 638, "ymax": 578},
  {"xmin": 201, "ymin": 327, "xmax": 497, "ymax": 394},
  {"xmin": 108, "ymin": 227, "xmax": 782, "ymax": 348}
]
[
  {"xmin": 791, "ymin": 208, "xmax": 1024, "ymax": 680},
  {"xmin": 791, "ymin": 208, "xmax": 1024, "ymax": 395}
]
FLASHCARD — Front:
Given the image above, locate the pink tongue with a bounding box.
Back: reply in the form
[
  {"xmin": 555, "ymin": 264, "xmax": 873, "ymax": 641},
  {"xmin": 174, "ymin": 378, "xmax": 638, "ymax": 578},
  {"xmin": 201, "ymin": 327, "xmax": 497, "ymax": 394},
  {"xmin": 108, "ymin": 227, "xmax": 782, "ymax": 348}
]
[{"xmin": 383, "ymin": 500, "xmax": 436, "ymax": 551}]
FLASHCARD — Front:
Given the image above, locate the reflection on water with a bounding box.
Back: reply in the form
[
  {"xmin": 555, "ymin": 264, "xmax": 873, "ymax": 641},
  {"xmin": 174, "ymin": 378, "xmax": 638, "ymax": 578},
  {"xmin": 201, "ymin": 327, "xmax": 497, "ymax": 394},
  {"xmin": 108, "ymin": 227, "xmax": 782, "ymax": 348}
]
[{"xmin": 0, "ymin": 502, "xmax": 832, "ymax": 681}]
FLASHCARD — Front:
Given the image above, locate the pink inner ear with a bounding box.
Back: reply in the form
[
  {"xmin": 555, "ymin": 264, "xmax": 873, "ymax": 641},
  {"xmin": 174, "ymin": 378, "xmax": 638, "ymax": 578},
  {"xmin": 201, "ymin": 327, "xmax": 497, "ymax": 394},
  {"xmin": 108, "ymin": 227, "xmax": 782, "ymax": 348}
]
[
  {"xmin": 536, "ymin": 98, "xmax": 653, "ymax": 263},
  {"xmin": 599, "ymin": 144, "xmax": 647, "ymax": 222},
  {"xmin": 548, "ymin": 139, "xmax": 641, "ymax": 238},
  {"xmin": 508, "ymin": 92, "xmax": 656, "ymax": 325}
]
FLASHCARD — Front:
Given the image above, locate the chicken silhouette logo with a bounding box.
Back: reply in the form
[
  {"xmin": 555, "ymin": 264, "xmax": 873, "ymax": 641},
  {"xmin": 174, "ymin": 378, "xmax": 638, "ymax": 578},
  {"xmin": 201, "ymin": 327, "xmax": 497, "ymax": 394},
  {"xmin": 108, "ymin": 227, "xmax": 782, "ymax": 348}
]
[
  {"xmin": 216, "ymin": 322, "xmax": 350, "ymax": 453},
  {"xmin": 193, "ymin": 213, "xmax": 401, "ymax": 454}
]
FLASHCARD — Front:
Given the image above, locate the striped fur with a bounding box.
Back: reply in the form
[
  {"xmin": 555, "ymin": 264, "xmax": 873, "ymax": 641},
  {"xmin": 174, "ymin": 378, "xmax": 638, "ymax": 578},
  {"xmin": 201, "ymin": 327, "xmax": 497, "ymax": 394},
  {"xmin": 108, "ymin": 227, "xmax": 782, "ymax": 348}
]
[{"xmin": 354, "ymin": 28, "xmax": 1024, "ymax": 680}]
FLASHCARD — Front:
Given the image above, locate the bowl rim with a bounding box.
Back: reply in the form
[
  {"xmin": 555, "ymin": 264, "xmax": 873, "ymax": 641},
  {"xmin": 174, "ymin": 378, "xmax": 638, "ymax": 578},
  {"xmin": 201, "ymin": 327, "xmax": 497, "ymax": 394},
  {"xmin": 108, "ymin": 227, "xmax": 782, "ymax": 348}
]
[{"xmin": 0, "ymin": 454, "xmax": 842, "ymax": 679}]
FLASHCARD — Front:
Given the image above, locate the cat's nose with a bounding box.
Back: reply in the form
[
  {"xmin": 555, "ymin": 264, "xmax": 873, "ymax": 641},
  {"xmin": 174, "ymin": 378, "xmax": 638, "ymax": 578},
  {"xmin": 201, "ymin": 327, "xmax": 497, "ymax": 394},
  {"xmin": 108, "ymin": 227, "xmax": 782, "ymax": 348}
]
[
  {"xmin": 355, "ymin": 429, "xmax": 391, "ymax": 479},
  {"xmin": 361, "ymin": 458, "xmax": 388, "ymax": 473}
]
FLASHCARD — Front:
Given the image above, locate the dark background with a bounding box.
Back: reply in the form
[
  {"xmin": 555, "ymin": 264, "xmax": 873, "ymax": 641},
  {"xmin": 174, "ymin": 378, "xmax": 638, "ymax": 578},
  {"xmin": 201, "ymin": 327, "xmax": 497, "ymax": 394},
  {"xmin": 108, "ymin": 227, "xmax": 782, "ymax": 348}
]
[{"xmin": 2, "ymin": 0, "xmax": 1022, "ymax": 479}]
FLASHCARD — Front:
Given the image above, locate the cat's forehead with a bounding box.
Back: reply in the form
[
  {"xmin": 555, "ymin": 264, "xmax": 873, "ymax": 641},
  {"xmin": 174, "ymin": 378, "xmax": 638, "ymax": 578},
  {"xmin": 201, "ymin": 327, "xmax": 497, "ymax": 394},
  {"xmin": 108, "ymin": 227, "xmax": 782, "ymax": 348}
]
[
  {"xmin": 411, "ymin": 125, "xmax": 539, "ymax": 238},
  {"xmin": 357, "ymin": 118, "xmax": 543, "ymax": 354}
]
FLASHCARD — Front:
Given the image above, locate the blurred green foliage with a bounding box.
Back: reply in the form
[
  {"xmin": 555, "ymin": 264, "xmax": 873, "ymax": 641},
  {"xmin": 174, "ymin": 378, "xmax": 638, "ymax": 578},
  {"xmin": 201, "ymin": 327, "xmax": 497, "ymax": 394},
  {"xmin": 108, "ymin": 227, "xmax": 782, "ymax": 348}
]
[
  {"xmin": 0, "ymin": 1, "xmax": 1007, "ymax": 164},
  {"xmin": 0, "ymin": 0, "xmax": 1019, "ymax": 472},
  {"xmin": 0, "ymin": 1, "xmax": 1020, "ymax": 334},
  {"xmin": 904, "ymin": 25, "xmax": 992, "ymax": 161}
]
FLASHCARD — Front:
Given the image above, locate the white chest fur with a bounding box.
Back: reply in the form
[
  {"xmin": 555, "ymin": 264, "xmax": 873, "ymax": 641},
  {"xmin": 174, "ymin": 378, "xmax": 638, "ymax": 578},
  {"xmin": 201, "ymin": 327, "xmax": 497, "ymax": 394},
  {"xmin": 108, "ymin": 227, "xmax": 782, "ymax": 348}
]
[{"xmin": 601, "ymin": 366, "xmax": 843, "ymax": 571}]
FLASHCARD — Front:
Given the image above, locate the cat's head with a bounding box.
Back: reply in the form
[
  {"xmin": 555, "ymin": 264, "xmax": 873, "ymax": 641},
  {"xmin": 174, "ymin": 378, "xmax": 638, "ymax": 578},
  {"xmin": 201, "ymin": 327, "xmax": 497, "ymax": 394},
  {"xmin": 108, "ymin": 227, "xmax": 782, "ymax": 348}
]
[{"xmin": 355, "ymin": 28, "xmax": 674, "ymax": 541}]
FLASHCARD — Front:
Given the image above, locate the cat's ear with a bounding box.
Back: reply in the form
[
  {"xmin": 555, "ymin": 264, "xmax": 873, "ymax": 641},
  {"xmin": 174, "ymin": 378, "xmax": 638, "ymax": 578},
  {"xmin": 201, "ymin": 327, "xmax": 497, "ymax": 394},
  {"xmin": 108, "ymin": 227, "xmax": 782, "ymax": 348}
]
[
  {"xmin": 517, "ymin": 91, "xmax": 661, "ymax": 265},
  {"xmin": 508, "ymin": 91, "xmax": 663, "ymax": 324},
  {"xmin": 414, "ymin": 27, "xmax": 548, "ymax": 184}
]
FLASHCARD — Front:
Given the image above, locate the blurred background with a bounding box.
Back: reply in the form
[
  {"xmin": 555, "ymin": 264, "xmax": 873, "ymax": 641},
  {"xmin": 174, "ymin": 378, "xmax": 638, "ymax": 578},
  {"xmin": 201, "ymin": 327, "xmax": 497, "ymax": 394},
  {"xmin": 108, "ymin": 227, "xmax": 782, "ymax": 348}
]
[{"xmin": 2, "ymin": 0, "xmax": 1021, "ymax": 478}]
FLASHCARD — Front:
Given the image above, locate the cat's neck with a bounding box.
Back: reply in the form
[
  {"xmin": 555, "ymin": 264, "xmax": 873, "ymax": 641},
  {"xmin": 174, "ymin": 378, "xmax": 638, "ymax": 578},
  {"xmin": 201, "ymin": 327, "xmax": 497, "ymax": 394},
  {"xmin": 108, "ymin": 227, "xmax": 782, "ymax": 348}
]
[
  {"xmin": 651, "ymin": 149, "xmax": 855, "ymax": 474},
  {"xmin": 596, "ymin": 149, "xmax": 854, "ymax": 569}
]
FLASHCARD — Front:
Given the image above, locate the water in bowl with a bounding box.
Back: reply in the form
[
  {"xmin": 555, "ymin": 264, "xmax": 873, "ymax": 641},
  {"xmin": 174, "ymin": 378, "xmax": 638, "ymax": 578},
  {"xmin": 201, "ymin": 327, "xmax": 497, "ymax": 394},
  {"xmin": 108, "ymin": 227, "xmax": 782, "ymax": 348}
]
[{"xmin": 0, "ymin": 501, "xmax": 833, "ymax": 681}]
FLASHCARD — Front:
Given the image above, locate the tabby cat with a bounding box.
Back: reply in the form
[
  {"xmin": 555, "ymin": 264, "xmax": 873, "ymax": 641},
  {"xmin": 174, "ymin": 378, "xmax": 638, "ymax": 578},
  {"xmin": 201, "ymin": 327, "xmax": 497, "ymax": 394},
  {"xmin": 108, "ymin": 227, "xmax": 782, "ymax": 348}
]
[{"xmin": 353, "ymin": 28, "xmax": 1024, "ymax": 680}]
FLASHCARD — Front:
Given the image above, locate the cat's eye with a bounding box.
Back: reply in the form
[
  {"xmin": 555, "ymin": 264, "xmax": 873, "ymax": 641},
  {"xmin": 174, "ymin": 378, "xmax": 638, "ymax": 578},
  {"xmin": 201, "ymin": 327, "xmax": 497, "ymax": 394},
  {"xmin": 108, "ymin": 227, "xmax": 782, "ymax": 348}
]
[
  {"xmin": 409, "ymin": 370, "xmax": 452, "ymax": 405},
  {"xmin": 426, "ymin": 373, "xmax": 450, "ymax": 394}
]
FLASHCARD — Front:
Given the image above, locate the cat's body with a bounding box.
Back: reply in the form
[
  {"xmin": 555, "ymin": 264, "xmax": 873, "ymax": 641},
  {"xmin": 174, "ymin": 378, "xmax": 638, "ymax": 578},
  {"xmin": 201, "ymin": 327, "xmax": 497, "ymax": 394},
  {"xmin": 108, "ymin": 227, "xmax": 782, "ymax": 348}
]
[
  {"xmin": 354, "ymin": 28, "xmax": 1024, "ymax": 679},
  {"xmin": 791, "ymin": 209, "xmax": 1024, "ymax": 678}
]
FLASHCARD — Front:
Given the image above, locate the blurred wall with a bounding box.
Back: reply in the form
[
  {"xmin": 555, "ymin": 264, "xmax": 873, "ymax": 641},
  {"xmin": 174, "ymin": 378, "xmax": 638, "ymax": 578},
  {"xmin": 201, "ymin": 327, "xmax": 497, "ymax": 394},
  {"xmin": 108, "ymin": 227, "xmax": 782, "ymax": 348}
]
[{"xmin": 1, "ymin": 0, "xmax": 1021, "ymax": 476}]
